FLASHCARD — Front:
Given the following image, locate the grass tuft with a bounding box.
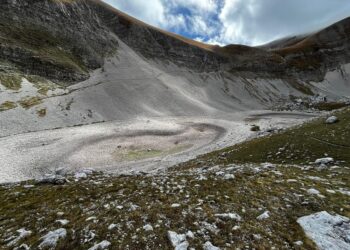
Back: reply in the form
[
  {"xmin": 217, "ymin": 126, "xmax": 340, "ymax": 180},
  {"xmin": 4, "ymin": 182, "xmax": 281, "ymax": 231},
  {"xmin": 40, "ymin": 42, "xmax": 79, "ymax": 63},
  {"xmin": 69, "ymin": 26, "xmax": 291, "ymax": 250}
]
[{"xmin": 0, "ymin": 101, "xmax": 17, "ymax": 112}]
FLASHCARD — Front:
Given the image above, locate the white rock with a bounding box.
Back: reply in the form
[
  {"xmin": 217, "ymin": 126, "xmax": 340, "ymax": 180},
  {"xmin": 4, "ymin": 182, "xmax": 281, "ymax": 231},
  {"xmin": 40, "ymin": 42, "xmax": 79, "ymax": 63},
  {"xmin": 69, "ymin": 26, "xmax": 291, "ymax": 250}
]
[
  {"xmin": 39, "ymin": 228, "xmax": 67, "ymax": 249},
  {"xmin": 7, "ymin": 228, "xmax": 32, "ymax": 247},
  {"xmin": 253, "ymin": 234, "xmax": 262, "ymax": 240},
  {"xmin": 15, "ymin": 244, "xmax": 30, "ymax": 250},
  {"xmin": 257, "ymin": 211, "xmax": 270, "ymax": 220},
  {"xmin": 86, "ymin": 216, "xmax": 97, "ymax": 221},
  {"xmin": 75, "ymin": 172, "xmax": 88, "ymax": 180},
  {"xmin": 175, "ymin": 241, "xmax": 189, "ymax": 250},
  {"xmin": 201, "ymin": 221, "xmax": 219, "ymax": 234},
  {"xmin": 56, "ymin": 219, "xmax": 69, "ymax": 225},
  {"xmin": 325, "ymin": 116, "xmax": 339, "ymax": 124},
  {"xmin": 297, "ymin": 211, "xmax": 350, "ymax": 250},
  {"xmin": 215, "ymin": 213, "xmax": 241, "ymax": 221},
  {"xmin": 223, "ymin": 174, "xmax": 235, "ymax": 180},
  {"xmin": 171, "ymin": 203, "xmax": 181, "ymax": 208},
  {"xmin": 129, "ymin": 204, "xmax": 140, "ymax": 211},
  {"xmin": 215, "ymin": 171, "xmax": 225, "ymax": 176},
  {"xmin": 232, "ymin": 225, "xmax": 240, "ymax": 230},
  {"xmin": 143, "ymin": 224, "xmax": 153, "ymax": 232},
  {"xmin": 294, "ymin": 241, "xmax": 303, "ymax": 246},
  {"xmin": 203, "ymin": 241, "xmax": 220, "ymax": 250},
  {"xmin": 167, "ymin": 231, "xmax": 186, "ymax": 248},
  {"xmin": 197, "ymin": 175, "xmax": 208, "ymax": 181},
  {"xmin": 307, "ymin": 188, "xmax": 320, "ymax": 195},
  {"xmin": 262, "ymin": 162, "xmax": 275, "ymax": 169},
  {"xmin": 315, "ymin": 157, "xmax": 334, "ymax": 165},
  {"xmin": 307, "ymin": 188, "xmax": 326, "ymax": 198},
  {"xmin": 108, "ymin": 224, "xmax": 117, "ymax": 230},
  {"xmin": 88, "ymin": 240, "xmax": 111, "ymax": 250},
  {"xmin": 308, "ymin": 176, "xmax": 326, "ymax": 182},
  {"xmin": 338, "ymin": 189, "xmax": 350, "ymax": 196},
  {"xmin": 186, "ymin": 231, "xmax": 195, "ymax": 239}
]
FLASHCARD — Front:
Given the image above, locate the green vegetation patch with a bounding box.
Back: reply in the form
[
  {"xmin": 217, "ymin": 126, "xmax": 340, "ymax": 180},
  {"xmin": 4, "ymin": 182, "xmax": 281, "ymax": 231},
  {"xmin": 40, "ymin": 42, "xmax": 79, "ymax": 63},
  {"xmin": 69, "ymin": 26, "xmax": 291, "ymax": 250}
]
[
  {"xmin": 0, "ymin": 73, "xmax": 22, "ymax": 90},
  {"xmin": 115, "ymin": 144, "xmax": 192, "ymax": 161},
  {"xmin": 0, "ymin": 22, "xmax": 88, "ymax": 77},
  {"xmin": 26, "ymin": 75, "xmax": 61, "ymax": 96},
  {"xmin": 0, "ymin": 101, "xmax": 17, "ymax": 112},
  {"xmin": 36, "ymin": 108, "xmax": 47, "ymax": 117},
  {"xmin": 191, "ymin": 108, "xmax": 350, "ymax": 166},
  {"xmin": 18, "ymin": 97, "xmax": 43, "ymax": 109},
  {"xmin": 311, "ymin": 102, "xmax": 350, "ymax": 111}
]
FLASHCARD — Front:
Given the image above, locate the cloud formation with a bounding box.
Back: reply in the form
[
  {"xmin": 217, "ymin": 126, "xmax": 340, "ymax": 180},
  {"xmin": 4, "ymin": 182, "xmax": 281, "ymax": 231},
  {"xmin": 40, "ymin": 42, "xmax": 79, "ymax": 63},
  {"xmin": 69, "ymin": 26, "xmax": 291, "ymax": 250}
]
[{"xmin": 104, "ymin": 0, "xmax": 350, "ymax": 46}]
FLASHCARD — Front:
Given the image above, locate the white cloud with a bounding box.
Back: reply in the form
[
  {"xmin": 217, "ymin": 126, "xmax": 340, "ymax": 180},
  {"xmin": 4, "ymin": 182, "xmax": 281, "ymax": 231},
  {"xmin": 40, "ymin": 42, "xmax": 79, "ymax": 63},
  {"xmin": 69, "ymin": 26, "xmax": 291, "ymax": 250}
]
[
  {"xmin": 104, "ymin": 0, "xmax": 350, "ymax": 46},
  {"xmin": 170, "ymin": 0, "xmax": 219, "ymax": 14},
  {"xmin": 212, "ymin": 0, "xmax": 350, "ymax": 45},
  {"xmin": 104, "ymin": 0, "xmax": 166, "ymax": 27}
]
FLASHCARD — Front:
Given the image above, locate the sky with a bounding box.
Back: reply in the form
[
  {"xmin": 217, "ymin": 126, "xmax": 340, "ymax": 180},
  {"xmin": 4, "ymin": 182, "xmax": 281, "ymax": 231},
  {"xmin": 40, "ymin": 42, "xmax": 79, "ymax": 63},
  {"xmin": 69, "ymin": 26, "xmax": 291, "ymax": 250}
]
[{"xmin": 104, "ymin": 0, "xmax": 350, "ymax": 46}]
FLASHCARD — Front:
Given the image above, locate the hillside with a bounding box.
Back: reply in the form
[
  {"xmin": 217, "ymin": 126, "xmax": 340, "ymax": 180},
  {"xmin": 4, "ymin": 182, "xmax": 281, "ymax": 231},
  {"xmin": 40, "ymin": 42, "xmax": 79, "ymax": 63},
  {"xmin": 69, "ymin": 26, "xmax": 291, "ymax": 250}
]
[
  {"xmin": 0, "ymin": 0, "xmax": 349, "ymax": 136},
  {"xmin": 1, "ymin": 0, "xmax": 350, "ymax": 249}
]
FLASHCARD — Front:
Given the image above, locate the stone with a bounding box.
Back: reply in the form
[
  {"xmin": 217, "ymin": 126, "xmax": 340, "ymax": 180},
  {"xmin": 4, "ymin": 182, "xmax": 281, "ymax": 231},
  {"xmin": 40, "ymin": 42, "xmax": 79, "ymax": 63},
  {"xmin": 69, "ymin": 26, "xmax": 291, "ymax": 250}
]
[
  {"xmin": 39, "ymin": 228, "xmax": 67, "ymax": 249},
  {"xmin": 325, "ymin": 116, "xmax": 339, "ymax": 124},
  {"xmin": 315, "ymin": 157, "xmax": 334, "ymax": 165},
  {"xmin": 215, "ymin": 213, "xmax": 242, "ymax": 221},
  {"xmin": 257, "ymin": 211, "xmax": 270, "ymax": 220},
  {"xmin": 37, "ymin": 174, "xmax": 67, "ymax": 185},
  {"xmin": 297, "ymin": 211, "xmax": 350, "ymax": 250},
  {"xmin": 167, "ymin": 231, "xmax": 187, "ymax": 248},
  {"xmin": 88, "ymin": 240, "xmax": 111, "ymax": 250},
  {"xmin": 203, "ymin": 241, "xmax": 220, "ymax": 250}
]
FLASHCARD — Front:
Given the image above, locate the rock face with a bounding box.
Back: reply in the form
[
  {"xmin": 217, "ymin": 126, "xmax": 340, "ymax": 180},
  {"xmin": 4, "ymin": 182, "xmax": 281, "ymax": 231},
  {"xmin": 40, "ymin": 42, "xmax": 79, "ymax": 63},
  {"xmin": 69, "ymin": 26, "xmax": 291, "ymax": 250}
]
[
  {"xmin": 297, "ymin": 211, "xmax": 350, "ymax": 250},
  {"xmin": 0, "ymin": 0, "xmax": 119, "ymax": 82},
  {"xmin": 1, "ymin": 0, "xmax": 350, "ymax": 84}
]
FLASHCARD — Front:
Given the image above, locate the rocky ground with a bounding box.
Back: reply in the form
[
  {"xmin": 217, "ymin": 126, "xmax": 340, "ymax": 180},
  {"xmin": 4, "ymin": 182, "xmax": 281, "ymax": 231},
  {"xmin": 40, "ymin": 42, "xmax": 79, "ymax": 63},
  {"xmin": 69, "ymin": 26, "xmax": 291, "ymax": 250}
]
[
  {"xmin": 0, "ymin": 111, "xmax": 314, "ymax": 184},
  {"xmin": 1, "ymin": 108, "xmax": 349, "ymax": 249}
]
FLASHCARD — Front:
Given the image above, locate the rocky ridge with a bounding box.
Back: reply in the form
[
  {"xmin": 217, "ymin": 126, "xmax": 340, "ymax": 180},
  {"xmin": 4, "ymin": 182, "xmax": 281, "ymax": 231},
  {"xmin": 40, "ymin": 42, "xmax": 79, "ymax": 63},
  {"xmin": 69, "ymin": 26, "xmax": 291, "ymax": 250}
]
[{"xmin": 1, "ymin": 0, "xmax": 350, "ymax": 84}]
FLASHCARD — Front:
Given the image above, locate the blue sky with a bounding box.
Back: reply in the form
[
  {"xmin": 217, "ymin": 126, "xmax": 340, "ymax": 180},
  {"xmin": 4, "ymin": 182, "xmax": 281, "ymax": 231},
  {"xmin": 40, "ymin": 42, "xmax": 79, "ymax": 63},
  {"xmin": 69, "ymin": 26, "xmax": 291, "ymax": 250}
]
[{"xmin": 104, "ymin": 0, "xmax": 350, "ymax": 46}]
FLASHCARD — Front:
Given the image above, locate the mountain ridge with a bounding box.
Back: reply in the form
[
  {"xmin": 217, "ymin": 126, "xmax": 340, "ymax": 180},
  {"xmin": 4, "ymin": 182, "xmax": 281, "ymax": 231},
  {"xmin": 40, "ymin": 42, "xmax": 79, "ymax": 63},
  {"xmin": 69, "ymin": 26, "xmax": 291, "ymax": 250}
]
[
  {"xmin": 1, "ymin": 0, "xmax": 350, "ymax": 84},
  {"xmin": 0, "ymin": 0, "xmax": 350, "ymax": 138}
]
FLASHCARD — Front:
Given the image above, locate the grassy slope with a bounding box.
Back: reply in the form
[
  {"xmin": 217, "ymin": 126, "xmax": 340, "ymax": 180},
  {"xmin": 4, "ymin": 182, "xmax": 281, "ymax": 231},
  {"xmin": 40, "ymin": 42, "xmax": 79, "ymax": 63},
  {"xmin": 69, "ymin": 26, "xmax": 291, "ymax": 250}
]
[
  {"xmin": 194, "ymin": 108, "xmax": 350, "ymax": 166},
  {"xmin": 0, "ymin": 21, "xmax": 88, "ymax": 84},
  {"xmin": 0, "ymin": 109, "xmax": 349, "ymax": 249}
]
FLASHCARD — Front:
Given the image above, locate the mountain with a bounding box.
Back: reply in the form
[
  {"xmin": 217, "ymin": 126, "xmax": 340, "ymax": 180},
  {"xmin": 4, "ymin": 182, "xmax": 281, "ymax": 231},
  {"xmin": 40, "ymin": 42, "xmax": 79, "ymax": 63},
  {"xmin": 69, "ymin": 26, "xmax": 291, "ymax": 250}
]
[
  {"xmin": 0, "ymin": 0, "xmax": 350, "ymax": 136},
  {"xmin": 1, "ymin": 2, "xmax": 350, "ymax": 248}
]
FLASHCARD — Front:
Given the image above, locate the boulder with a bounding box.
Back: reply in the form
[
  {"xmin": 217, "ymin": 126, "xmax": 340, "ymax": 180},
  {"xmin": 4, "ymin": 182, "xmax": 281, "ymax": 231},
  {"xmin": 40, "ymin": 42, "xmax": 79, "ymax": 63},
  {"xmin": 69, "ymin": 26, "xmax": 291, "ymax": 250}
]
[
  {"xmin": 39, "ymin": 228, "xmax": 67, "ymax": 249},
  {"xmin": 37, "ymin": 174, "xmax": 67, "ymax": 185},
  {"xmin": 167, "ymin": 231, "xmax": 188, "ymax": 249},
  {"xmin": 297, "ymin": 211, "xmax": 350, "ymax": 250},
  {"xmin": 315, "ymin": 157, "xmax": 334, "ymax": 165},
  {"xmin": 325, "ymin": 116, "xmax": 339, "ymax": 124}
]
